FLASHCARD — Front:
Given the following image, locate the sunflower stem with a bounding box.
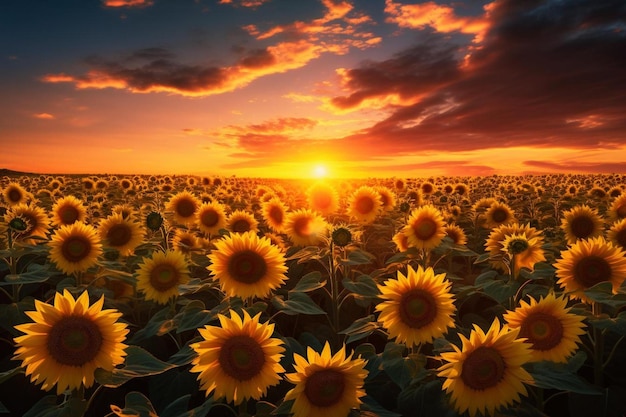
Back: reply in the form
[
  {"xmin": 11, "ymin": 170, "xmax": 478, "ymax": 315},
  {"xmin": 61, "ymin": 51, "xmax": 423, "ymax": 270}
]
[
  {"xmin": 328, "ymin": 241, "xmax": 341, "ymax": 348},
  {"xmin": 592, "ymin": 302, "xmax": 604, "ymax": 386}
]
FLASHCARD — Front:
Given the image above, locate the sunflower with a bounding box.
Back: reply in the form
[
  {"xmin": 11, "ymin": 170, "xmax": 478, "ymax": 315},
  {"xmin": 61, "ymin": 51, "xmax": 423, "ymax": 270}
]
[
  {"xmin": 485, "ymin": 223, "xmax": 544, "ymax": 274},
  {"xmin": 166, "ymin": 191, "xmax": 200, "ymax": 226},
  {"xmin": 3, "ymin": 182, "xmax": 29, "ymax": 206},
  {"xmin": 402, "ymin": 205, "xmax": 446, "ymax": 250},
  {"xmin": 608, "ymin": 218, "xmax": 626, "ymax": 250},
  {"xmin": 196, "ymin": 201, "xmax": 227, "ymax": 235},
  {"xmin": 375, "ymin": 186, "xmax": 396, "ymax": 212},
  {"xmin": 307, "ymin": 182, "xmax": 339, "ymax": 216},
  {"xmin": 13, "ymin": 290, "xmax": 129, "ymax": 394},
  {"xmin": 503, "ymin": 293, "xmax": 586, "ymax": 363},
  {"xmin": 608, "ymin": 194, "xmax": 626, "ymax": 222},
  {"xmin": 483, "ymin": 201, "xmax": 516, "ymax": 229},
  {"xmin": 420, "ymin": 181, "xmax": 435, "ymax": 195},
  {"xmin": 261, "ymin": 198, "xmax": 289, "ymax": 233},
  {"xmin": 5, "ymin": 203, "xmax": 50, "ymax": 242},
  {"xmin": 82, "ymin": 178, "xmax": 96, "ymax": 192},
  {"xmin": 51, "ymin": 195, "xmax": 87, "ymax": 226},
  {"xmin": 392, "ymin": 231, "xmax": 410, "ymax": 252},
  {"xmin": 284, "ymin": 342, "xmax": 368, "ymax": 417},
  {"xmin": 376, "ymin": 265, "xmax": 455, "ymax": 347},
  {"xmin": 560, "ymin": 204, "xmax": 604, "ymax": 244},
  {"xmin": 48, "ymin": 222, "xmax": 102, "ymax": 275},
  {"xmin": 208, "ymin": 231, "xmax": 287, "ymax": 299},
  {"xmin": 98, "ymin": 213, "xmax": 144, "ymax": 256},
  {"xmin": 227, "ymin": 209, "xmax": 259, "ymax": 234},
  {"xmin": 554, "ymin": 236, "xmax": 626, "ymax": 303},
  {"xmin": 347, "ymin": 185, "xmax": 382, "ymax": 224},
  {"xmin": 111, "ymin": 203, "xmax": 137, "ymax": 220},
  {"xmin": 501, "ymin": 232, "xmax": 547, "ymax": 276},
  {"xmin": 190, "ymin": 309, "xmax": 285, "ymax": 405},
  {"xmin": 437, "ymin": 318, "xmax": 534, "ymax": 417},
  {"xmin": 284, "ymin": 209, "xmax": 327, "ymax": 247},
  {"xmin": 136, "ymin": 250, "xmax": 190, "ymax": 304},
  {"xmin": 444, "ymin": 223, "xmax": 467, "ymax": 246},
  {"xmin": 171, "ymin": 229, "xmax": 199, "ymax": 254}
]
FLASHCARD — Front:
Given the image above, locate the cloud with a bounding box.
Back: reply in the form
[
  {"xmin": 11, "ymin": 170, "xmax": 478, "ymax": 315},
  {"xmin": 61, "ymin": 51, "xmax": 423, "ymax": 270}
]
[
  {"xmin": 42, "ymin": 0, "xmax": 379, "ymax": 97},
  {"xmin": 321, "ymin": 0, "xmax": 626, "ymax": 156},
  {"xmin": 384, "ymin": 0, "xmax": 489, "ymax": 42},
  {"xmin": 33, "ymin": 113, "xmax": 55, "ymax": 120},
  {"xmin": 523, "ymin": 160, "xmax": 626, "ymax": 174},
  {"xmin": 218, "ymin": 0, "xmax": 271, "ymax": 8},
  {"xmin": 102, "ymin": 0, "xmax": 153, "ymax": 8}
]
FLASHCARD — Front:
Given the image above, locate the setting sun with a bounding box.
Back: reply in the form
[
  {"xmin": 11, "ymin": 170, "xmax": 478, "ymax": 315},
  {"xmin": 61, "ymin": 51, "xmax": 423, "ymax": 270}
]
[{"xmin": 312, "ymin": 164, "xmax": 328, "ymax": 179}]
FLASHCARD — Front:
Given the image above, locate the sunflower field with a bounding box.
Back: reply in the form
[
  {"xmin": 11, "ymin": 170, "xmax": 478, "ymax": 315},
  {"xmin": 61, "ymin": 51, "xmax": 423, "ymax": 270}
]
[{"xmin": 1, "ymin": 172, "xmax": 626, "ymax": 417}]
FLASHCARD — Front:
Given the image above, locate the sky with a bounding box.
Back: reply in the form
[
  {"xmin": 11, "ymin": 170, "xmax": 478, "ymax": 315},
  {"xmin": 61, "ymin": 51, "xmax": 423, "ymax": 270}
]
[{"xmin": 1, "ymin": 0, "xmax": 625, "ymax": 179}]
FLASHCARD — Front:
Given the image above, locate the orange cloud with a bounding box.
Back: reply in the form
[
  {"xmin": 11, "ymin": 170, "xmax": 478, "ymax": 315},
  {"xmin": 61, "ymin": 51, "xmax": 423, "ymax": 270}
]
[
  {"xmin": 33, "ymin": 113, "xmax": 55, "ymax": 120},
  {"xmin": 102, "ymin": 0, "xmax": 153, "ymax": 8},
  {"xmin": 384, "ymin": 0, "xmax": 489, "ymax": 42},
  {"xmin": 218, "ymin": 0, "xmax": 271, "ymax": 8}
]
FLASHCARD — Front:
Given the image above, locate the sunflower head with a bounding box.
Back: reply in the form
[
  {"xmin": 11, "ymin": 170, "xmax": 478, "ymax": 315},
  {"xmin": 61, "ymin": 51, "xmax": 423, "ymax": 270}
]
[
  {"xmin": 145, "ymin": 211, "xmax": 164, "ymax": 231},
  {"xmin": 376, "ymin": 265, "xmax": 456, "ymax": 346},
  {"xmin": 227, "ymin": 209, "xmax": 259, "ymax": 234},
  {"xmin": 284, "ymin": 209, "xmax": 327, "ymax": 247},
  {"xmin": 13, "ymin": 290, "xmax": 129, "ymax": 394},
  {"xmin": 166, "ymin": 191, "xmax": 200, "ymax": 225},
  {"xmin": 284, "ymin": 342, "xmax": 368, "ymax": 417},
  {"xmin": 331, "ymin": 226, "xmax": 352, "ymax": 247},
  {"xmin": 208, "ymin": 231, "xmax": 287, "ymax": 299},
  {"xmin": 348, "ymin": 186, "xmax": 382, "ymax": 224},
  {"xmin": 437, "ymin": 318, "xmax": 534, "ymax": 417},
  {"xmin": 554, "ymin": 236, "xmax": 626, "ymax": 303},
  {"xmin": 560, "ymin": 204, "xmax": 604, "ymax": 244},
  {"xmin": 136, "ymin": 250, "xmax": 190, "ymax": 304},
  {"xmin": 402, "ymin": 205, "xmax": 446, "ymax": 250},
  {"xmin": 49, "ymin": 222, "xmax": 103, "ymax": 275},
  {"xmin": 196, "ymin": 201, "xmax": 227, "ymax": 235},
  {"xmin": 190, "ymin": 309, "xmax": 285, "ymax": 405},
  {"xmin": 503, "ymin": 293, "xmax": 586, "ymax": 363},
  {"xmin": 307, "ymin": 182, "xmax": 339, "ymax": 216}
]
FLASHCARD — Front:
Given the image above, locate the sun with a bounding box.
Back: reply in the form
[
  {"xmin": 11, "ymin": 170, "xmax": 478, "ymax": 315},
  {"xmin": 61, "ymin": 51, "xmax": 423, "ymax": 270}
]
[{"xmin": 312, "ymin": 164, "xmax": 328, "ymax": 178}]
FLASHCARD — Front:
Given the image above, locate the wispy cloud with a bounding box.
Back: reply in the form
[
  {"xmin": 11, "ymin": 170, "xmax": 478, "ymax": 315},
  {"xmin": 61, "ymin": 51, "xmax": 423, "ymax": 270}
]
[
  {"xmin": 102, "ymin": 0, "xmax": 153, "ymax": 8},
  {"xmin": 33, "ymin": 113, "xmax": 55, "ymax": 120}
]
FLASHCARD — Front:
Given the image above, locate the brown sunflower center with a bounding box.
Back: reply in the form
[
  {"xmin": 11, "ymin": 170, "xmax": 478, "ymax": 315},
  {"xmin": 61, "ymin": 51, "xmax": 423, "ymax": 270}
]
[
  {"xmin": 218, "ymin": 335, "xmax": 265, "ymax": 380},
  {"xmin": 269, "ymin": 206, "xmax": 284, "ymax": 224},
  {"xmin": 149, "ymin": 263, "xmax": 180, "ymax": 291},
  {"xmin": 507, "ymin": 238, "xmax": 529, "ymax": 255},
  {"xmin": 47, "ymin": 315, "xmax": 103, "ymax": 366},
  {"xmin": 176, "ymin": 199, "xmax": 196, "ymax": 218},
  {"xmin": 227, "ymin": 250, "xmax": 267, "ymax": 284},
  {"xmin": 304, "ymin": 368, "xmax": 346, "ymax": 407},
  {"xmin": 573, "ymin": 255, "xmax": 611, "ymax": 288},
  {"xmin": 7, "ymin": 188, "xmax": 23, "ymax": 203},
  {"xmin": 355, "ymin": 196, "xmax": 375, "ymax": 215},
  {"xmin": 615, "ymin": 229, "xmax": 626, "ymax": 249},
  {"xmin": 446, "ymin": 230, "xmax": 461, "ymax": 245},
  {"xmin": 519, "ymin": 312, "xmax": 564, "ymax": 351},
  {"xmin": 59, "ymin": 205, "xmax": 80, "ymax": 224},
  {"xmin": 399, "ymin": 289, "xmax": 438, "ymax": 329},
  {"xmin": 232, "ymin": 219, "xmax": 252, "ymax": 233},
  {"xmin": 461, "ymin": 346, "xmax": 506, "ymax": 391},
  {"xmin": 313, "ymin": 193, "xmax": 332, "ymax": 209},
  {"xmin": 107, "ymin": 223, "xmax": 132, "ymax": 247},
  {"xmin": 412, "ymin": 218, "xmax": 437, "ymax": 241},
  {"xmin": 293, "ymin": 217, "xmax": 312, "ymax": 237},
  {"xmin": 491, "ymin": 208, "xmax": 509, "ymax": 223},
  {"xmin": 200, "ymin": 209, "xmax": 219, "ymax": 227},
  {"xmin": 616, "ymin": 204, "xmax": 626, "ymax": 219},
  {"xmin": 570, "ymin": 215, "xmax": 595, "ymax": 239},
  {"xmin": 61, "ymin": 236, "xmax": 92, "ymax": 262}
]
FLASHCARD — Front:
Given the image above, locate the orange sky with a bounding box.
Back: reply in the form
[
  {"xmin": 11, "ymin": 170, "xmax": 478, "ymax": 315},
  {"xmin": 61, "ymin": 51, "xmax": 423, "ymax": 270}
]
[{"xmin": 2, "ymin": 0, "xmax": 625, "ymax": 178}]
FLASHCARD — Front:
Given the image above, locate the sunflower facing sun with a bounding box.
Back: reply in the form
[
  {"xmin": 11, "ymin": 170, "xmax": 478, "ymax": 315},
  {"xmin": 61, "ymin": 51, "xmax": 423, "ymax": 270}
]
[
  {"xmin": 13, "ymin": 290, "xmax": 129, "ymax": 394},
  {"xmin": 136, "ymin": 250, "xmax": 190, "ymax": 304}
]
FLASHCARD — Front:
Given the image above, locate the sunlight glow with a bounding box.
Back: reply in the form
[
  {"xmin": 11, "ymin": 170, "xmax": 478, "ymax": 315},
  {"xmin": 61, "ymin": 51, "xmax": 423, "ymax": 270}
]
[{"xmin": 312, "ymin": 164, "xmax": 328, "ymax": 179}]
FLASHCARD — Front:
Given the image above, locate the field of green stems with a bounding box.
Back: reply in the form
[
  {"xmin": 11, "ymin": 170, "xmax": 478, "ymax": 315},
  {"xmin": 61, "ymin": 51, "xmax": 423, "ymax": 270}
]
[{"xmin": 1, "ymin": 172, "xmax": 626, "ymax": 417}]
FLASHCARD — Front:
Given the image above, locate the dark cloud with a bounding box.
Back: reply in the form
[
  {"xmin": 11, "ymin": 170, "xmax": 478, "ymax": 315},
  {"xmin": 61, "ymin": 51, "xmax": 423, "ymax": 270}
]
[{"xmin": 330, "ymin": 0, "xmax": 626, "ymax": 155}]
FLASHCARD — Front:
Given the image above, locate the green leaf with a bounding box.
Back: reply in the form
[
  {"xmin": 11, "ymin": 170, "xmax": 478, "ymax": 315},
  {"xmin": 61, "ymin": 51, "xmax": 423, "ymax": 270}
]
[
  {"xmin": 109, "ymin": 391, "xmax": 157, "ymax": 417},
  {"xmin": 272, "ymin": 399, "xmax": 294, "ymax": 416},
  {"xmin": 174, "ymin": 299, "xmax": 214, "ymax": 334},
  {"xmin": 361, "ymin": 396, "xmax": 403, "ymax": 417},
  {"xmin": 0, "ymin": 401, "xmax": 8, "ymax": 413},
  {"xmin": 161, "ymin": 395, "xmax": 214, "ymax": 417},
  {"xmin": 381, "ymin": 342, "xmax": 417, "ymax": 389},
  {"xmin": 0, "ymin": 366, "xmax": 23, "ymax": 384},
  {"xmin": 527, "ymin": 353, "xmax": 602, "ymax": 395},
  {"xmin": 129, "ymin": 307, "xmax": 174, "ymax": 343},
  {"xmin": 271, "ymin": 292, "xmax": 326, "ymax": 316},
  {"xmin": 339, "ymin": 315, "xmax": 378, "ymax": 344},
  {"xmin": 94, "ymin": 346, "xmax": 179, "ymax": 388},
  {"xmin": 22, "ymin": 395, "xmax": 86, "ymax": 417},
  {"xmin": 338, "ymin": 249, "xmax": 374, "ymax": 266},
  {"xmin": 473, "ymin": 252, "xmax": 492, "ymax": 264},
  {"xmin": 1, "ymin": 263, "xmax": 53, "ymax": 286},
  {"xmin": 583, "ymin": 283, "xmax": 626, "ymax": 309},
  {"xmin": 342, "ymin": 275, "xmax": 380, "ymax": 298},
  {"xmin": 168, "ymin": 344, "xmax": 197, "ymax": 366},
  {"xmin": 290, "ymin": 271, "xmax": 326, "ymax": 293},
  {"xmin": 589, "ymin": 311, "xmax": 626, "ymax": 335}
]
